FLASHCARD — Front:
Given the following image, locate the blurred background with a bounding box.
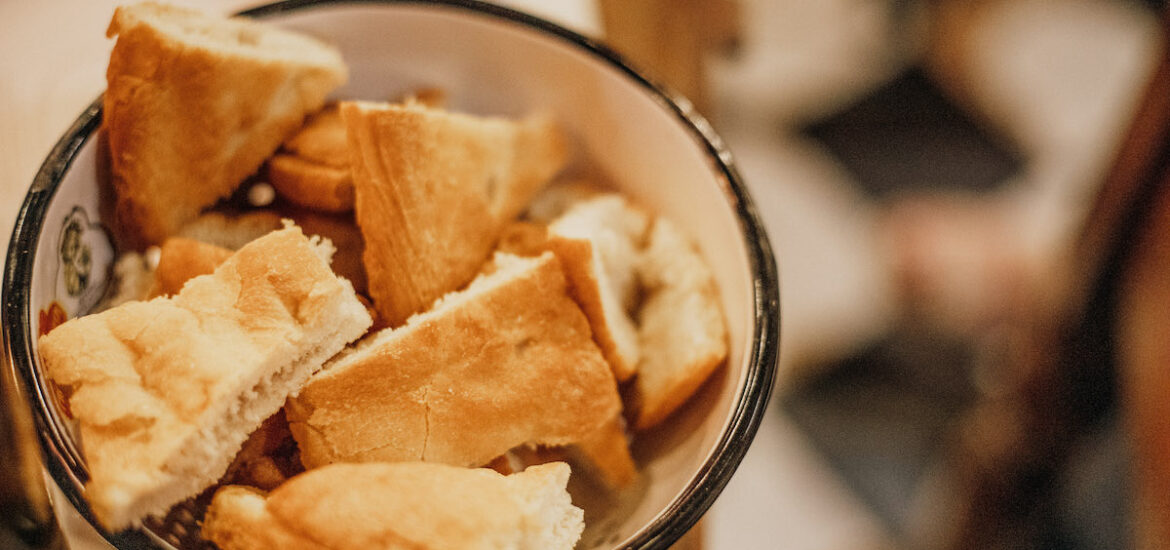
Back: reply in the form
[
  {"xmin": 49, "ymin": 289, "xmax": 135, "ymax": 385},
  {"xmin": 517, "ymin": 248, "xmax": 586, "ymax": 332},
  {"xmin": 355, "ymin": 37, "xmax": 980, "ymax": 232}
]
[{"xmin": 4, "ymin": 0, "xmax": 1170, "ymax": 549}]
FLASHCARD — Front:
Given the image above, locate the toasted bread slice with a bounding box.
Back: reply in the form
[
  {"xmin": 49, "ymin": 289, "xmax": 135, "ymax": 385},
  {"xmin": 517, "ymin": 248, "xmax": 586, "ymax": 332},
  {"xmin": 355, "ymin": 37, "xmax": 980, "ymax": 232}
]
[
  {"xmin": 104, "ymin": 2, "xmax": 347, "ymax": 246},
  {"xmin": 341, "ymin": 101, "xmax": 567, "ymax": 326},
  {"xmin": 546, "ymin": 194, "xmax": 649, "ymax": 381},
  {"xmin": 148, "ymin": 237, "xmax": 233, "ymax": 298},
  {"xmin": 202, "ymin": 462, "xmax": 583, "ymax": 550},
  {"xmin": 38, "ymin": 225, "xmax": 372, "ymax": 530},
  {"xmin": 267, "ymin": 155, "xmax": 354, "ymax": 213},
  {"xmin": 631, "ymin": 218, "xmax": 728, "ymax": 430},
  {"xmin": 287, "ymin": 252, "xmax": 620, "ymax": 469},
  {"xmin": 266, "ymin": 104, "xmax": 355, "ymax": 213}
]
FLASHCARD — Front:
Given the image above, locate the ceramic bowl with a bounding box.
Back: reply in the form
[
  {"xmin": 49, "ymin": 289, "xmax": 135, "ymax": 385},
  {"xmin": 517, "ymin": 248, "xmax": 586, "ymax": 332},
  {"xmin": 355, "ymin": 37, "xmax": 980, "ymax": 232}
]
[{"xmin": 2, "ymin": 1, "xmax": 779, "ymax": 548}]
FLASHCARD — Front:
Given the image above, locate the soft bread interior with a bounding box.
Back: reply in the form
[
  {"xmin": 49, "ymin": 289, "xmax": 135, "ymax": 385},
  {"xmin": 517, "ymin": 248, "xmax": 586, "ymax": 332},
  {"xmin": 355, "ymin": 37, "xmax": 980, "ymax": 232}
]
[
  {"xmin": 40, "ymin": 227, "xmax": 372, "ymax": 530},
  {"xmin": 95, "ymin": 295, "xmax": 366, "ymax": 528}
]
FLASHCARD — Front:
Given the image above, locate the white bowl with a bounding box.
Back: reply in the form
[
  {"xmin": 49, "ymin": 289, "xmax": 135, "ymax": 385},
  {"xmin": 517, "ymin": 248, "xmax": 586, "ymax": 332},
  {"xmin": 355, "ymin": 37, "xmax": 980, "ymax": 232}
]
[{"xmin": 2, "ymin": 1, "xmax": 779, "ymax": 548}]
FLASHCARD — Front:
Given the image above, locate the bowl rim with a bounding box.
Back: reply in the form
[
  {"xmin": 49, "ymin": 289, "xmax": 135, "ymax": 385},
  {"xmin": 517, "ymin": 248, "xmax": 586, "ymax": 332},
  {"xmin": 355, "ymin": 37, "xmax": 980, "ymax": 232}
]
[{"xmin": 2, "ymin": 1, "xmax": 780, "ymax": 548}]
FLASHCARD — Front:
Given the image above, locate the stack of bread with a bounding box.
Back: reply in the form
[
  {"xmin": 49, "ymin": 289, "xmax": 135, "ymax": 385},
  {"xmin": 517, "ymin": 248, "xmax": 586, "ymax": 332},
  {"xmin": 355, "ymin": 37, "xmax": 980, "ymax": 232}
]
[{"xmin": 37, "ymin": 3, "xmax": 729, "ymax": 549}]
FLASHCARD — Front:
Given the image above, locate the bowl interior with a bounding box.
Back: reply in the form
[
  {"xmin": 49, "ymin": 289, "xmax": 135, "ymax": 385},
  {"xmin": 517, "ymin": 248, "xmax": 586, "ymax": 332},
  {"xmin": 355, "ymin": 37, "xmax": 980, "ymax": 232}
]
[{"xmin": 11, "ymin": 2, "xmax": 776, "ymax": 548}]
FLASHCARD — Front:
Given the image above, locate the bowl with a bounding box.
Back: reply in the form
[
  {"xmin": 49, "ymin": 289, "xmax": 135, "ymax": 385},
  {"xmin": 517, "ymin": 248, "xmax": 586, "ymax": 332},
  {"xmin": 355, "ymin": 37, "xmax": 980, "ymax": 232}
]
[{"xmin": 2, "ymin": 1, "xmax": 779, "ymax": 548}]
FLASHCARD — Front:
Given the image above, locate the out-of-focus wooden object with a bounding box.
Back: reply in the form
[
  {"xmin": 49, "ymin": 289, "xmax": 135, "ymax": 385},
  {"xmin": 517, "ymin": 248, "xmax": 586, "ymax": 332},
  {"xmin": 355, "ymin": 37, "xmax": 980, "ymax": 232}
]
[
  {"xmin": 940, "ymin": 6, "xmax": 1170, "ymax": 550},
  {"xmin": 598, "ymin": 0, "xmax": 740, "ymax": 116},
  {"xmin": 1118, "ymin": 165, "xmax": 1170, "ymax": 550}
]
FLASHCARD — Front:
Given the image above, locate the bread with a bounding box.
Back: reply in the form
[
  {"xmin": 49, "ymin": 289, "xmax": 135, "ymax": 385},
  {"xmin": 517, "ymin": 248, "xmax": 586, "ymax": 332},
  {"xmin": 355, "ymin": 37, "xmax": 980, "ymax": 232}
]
[
  {"xmin": 148, "ymin": 237, "xmax": 233, "ymax": 298},
  {"xmin": 266, "ymin": 104, "xmax": 355, "ymax": 213},
  {"xmin": 37, "ymin": 224, "xmax": 372, "ymax": 530},
  {"xmin": 202, "ymin": 462, "xmax": 584, "ymax": 550},
  {"xmin": 546, "ymin": 194, "xmax": 649, "ymax": 381},
  {"xmin": 631, "ymin": 218, "xmax": 728, "ymax": 430},
  {"xmin": 104, "ymin": 2, "xmax": 347, "ymax": 246},
  {"xmin": 572, "ymin": 416, "xmax": 638, "ymax": 489},
  {"xmin": 176, "ymin": 209, "xmax": 367, "ymax": 294},
  {"xmin": 524, "ymin": 179, "xmax": 609, "ymax": 223},
  {"xmin": 94, "ymin": 252, "xmax": 155, "ymax": 313},
  {"xmin": 341, "ymin": 100, "xmax": 567, "ymax": 326},
  {"xmin": 176, "ymin": 211, "xmax": 284, "ymax": 250},
  {"xmin": 286, "ymin": 251, "xmax": 621, "ymax": 469}
]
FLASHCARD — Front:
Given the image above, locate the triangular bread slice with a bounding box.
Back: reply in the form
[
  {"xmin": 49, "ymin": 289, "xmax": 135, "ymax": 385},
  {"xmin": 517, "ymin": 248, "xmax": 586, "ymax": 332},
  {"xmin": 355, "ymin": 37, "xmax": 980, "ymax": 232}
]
[
  {"xmin": 631, "ymin": 218, "xmax": 728, "ymax": 430},
  {"xmin": 38, "ymin": 224, "xmax": 372, "ymax": 530},
  {"xmin": 341, "ymin": 100, "xmax": 566, "ymax": 326},
  {"xmin": 104, "ymin": 2, "xmax": 347, "ymax": 246},
  {"xmin": 546, "ymin": 194, "xmax": 649, "ymax": 381},
  {"xmin": 286, "ymin": 252, "xmax": 620, "ymax": 469},
  {"xmin": 202, "ymin": 462, "xmax": 583, "ymax": 550}
]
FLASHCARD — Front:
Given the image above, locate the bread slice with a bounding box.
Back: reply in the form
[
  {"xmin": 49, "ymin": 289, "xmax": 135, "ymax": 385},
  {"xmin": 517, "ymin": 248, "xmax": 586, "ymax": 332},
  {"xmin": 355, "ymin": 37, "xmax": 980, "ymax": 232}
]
[
  {"xmin": 286, "ymin": 252, "xmax": 620, "ymax": 469},
  {"xmin": 631, "ymin": 218, "xmax": 728, "ymax": 430},
  {"xmin": 266, "ymin": 104, "xmax": 355, "ymax": 213},
  {"xmin": 546, "ymin": 194, "xmax": 649, "ymax": 381},
  {"xmin": 148, "ymin": 237, "xmax": 233, "ymax": 298},
  {"xmin": 202, "ymin": 462, "xmax": 583, "ymax": 550},
  {"xmin": 38, "ymin": 224, "xmax": 372, "ymax": 530},
  {"xmin": 104, "ymin": 2, "xmax": 347, "ymax": 246},
  {"xmin": 341, "ymin": 100, "xmax": 567, "ymax": 326}
]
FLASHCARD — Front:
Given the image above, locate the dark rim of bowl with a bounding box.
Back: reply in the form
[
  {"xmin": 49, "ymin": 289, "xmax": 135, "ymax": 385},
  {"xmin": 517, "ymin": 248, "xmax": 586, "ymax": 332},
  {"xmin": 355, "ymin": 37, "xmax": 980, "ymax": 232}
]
[{"xmin": 2, "ymin": 1, "xmax": 779, "ymax": 548}]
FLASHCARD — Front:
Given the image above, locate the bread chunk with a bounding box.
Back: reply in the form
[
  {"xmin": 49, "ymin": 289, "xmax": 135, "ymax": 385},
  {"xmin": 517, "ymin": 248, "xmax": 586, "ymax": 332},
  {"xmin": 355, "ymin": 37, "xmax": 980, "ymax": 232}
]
[
  {"xmin": 148, "ymin": 237, "xmax": 233, "ymax": 298},
  {"xmin": 38, "ymin": 225, "xmax": 372, "ymax": 530},
  {"xmin": 104, "ymin": 2, "xmax": 347, "ymax": 246},
  {"xmin": 266, "ymin": 104, "xmax": 355, "ymax": 213},
  {"xmin": 202, "ymin": 462, "xmax": 584, "ymax": 550},
  {"xmin": 341, "ymin": 100, "xmax": 566, "ymax": 326},
  {"xmin": 287, "ymin": 252, "xmax": 620, "ymax": 469},
  {"xmin": 631, "ymin": 218, "xmax": 728, "ymax": 430},
  {"xmin": 546, "ymin": 194, "xmax": 649, "ymax": 382}
]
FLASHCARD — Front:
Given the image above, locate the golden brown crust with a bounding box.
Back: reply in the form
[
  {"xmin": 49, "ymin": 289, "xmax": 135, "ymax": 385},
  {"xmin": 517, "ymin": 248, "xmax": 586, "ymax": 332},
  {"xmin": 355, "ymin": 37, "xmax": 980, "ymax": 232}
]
[
  {"xmin": 341, "ymin": 101, "xmax": 566, "ymax": 326},
  {"xmin": 267, "ymin": 104, "xmax": 355, "ymax": 213},
  {"xmin": 104, "ymin": 2, "xmax": 347, "ymax": 246},
  {"xmin": 545, "ymin": 195, "xmax": 649, "ymax": 382},
  {"xmin": 573, "ymin": 415, "xmax": 638, "ymax": 489},
  {"xmin": 631, "ymin": 219, "xmax": 728, "ymax": 430},
  {"xmin": 38, "ymin": 225, "xmax": 371, "ymax": 529},
  {"xmin": 148, "ymin": 237, "xmax": 233, "ymax": 298},
  {"xmin": 287, "ymin": 252, "xmax": 621, "ymax": 470},
  {"xmin": 280, "ymin": 104, "xmax": 348, "ymax": 166},
  {"xmin": 203, "ymin": 462, "xmax": 583, "ymax": 550},
  {"xmin": 267, "ymin": 155, "xmax": 355, "ymax": 213},
  {"xmin": 201, "ymin": 486, "xmax": 331, "ymax": 550}
]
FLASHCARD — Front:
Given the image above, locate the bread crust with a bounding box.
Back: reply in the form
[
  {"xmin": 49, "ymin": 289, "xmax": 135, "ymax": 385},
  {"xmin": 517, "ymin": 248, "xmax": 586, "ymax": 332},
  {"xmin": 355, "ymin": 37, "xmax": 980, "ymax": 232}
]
[
  {"xmin": 266, "ymin": 104, "xmax": 356, "ymax": 213},
  {"xmin": 546, "ymin": 194, "xmax": 649, "ymax": 382},
  {"xmin": 148, "ymin": 237, "xmax": 233, "ymax": 298},
  {"xmin": 202, "ymin": 462, "xmax": 584, "ymax": 550},
  {"xmin": 38, "ymin": 225, "xmax": 371, "ymax": 529},
  {"xmin": 104, "ymin": 2, "xmax": 347, "ymax": 246},
  {"xmin": 342, "ymin": 101, "xmax": 566, "ymax": 326},
  {"xmin": 287, "ymin": 252, "xmax": 621, "ymax": 470}
]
